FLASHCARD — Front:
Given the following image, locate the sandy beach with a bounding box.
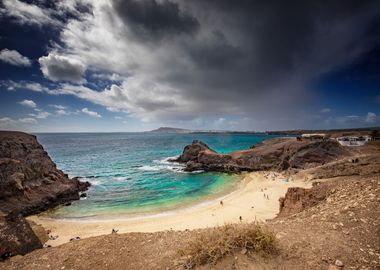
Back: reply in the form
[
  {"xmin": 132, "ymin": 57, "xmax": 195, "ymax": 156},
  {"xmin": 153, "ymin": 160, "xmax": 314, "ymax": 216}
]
[{"xmin": 28, "ymin": 171, "xmax": 311, "ymax": 247}]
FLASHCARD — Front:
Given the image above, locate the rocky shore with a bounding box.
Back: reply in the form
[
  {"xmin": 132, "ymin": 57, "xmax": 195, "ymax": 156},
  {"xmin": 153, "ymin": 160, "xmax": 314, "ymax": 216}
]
[
  {"xmin": 0, "ymin": 131, "xmax": 90, "ymax": 258},
  {"xmin": 175, "ymin": 138, "xmax": 351, "ymax": 173},
  {"xmin": 1, "ymin": 132, "xmax": 379, "ymax": 269}
]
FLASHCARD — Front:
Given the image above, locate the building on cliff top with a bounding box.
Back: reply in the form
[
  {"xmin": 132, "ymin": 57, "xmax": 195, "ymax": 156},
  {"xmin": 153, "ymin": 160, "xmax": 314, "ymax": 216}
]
[
  {"xmin": 301, "ymin": 133, "xmax": 329, "ymax": 140},
  {"xmin": 336, "ymin": 136, "xmax": 370, "ymax": 146}
]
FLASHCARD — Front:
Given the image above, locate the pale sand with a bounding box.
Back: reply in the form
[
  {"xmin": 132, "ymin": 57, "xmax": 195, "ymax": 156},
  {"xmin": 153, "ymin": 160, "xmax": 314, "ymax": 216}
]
[{"xmin": 28, "ymin": 172, "xmax": 312, "ymax": 247}]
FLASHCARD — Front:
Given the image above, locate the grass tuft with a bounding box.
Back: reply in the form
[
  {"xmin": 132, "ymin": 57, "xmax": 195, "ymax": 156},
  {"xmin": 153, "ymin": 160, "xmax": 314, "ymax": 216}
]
[{"xmin": 178, "ymin": 223, "xmax": 277, "ymax": 269}]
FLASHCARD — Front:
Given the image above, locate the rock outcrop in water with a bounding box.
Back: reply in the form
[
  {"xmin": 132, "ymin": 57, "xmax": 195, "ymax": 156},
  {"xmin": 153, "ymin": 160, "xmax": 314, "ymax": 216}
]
[
  {"xmin": 0, "ymin": 131, "xmax": 90, "ymax": 258},
  {"xmin": 176, "ymin": 138, "xmax": 351, "ymax": 173}
]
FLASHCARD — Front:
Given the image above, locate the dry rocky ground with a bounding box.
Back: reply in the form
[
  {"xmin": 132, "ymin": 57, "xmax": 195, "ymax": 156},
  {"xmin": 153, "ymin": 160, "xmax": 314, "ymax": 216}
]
[{"xmin": 1, "ymin": 141, "xmax": 379, "ymax": 270}]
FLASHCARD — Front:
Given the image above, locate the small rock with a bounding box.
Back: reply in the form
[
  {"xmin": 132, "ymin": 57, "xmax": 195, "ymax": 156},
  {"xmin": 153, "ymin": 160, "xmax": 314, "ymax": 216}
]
[
  {"xmin": 335, "ymin": 259, "xmax": 344, "ymax": 267},
  {"xmin": 241, "ymin": 248, "xmax": 247, "ymax": 255}
]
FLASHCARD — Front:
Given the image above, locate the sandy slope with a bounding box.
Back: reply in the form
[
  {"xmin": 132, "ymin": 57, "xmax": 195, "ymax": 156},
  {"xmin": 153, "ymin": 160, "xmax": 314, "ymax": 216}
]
[{"xmin": 28, "ymin": 172, "xmax": 311, "ymax": 247}]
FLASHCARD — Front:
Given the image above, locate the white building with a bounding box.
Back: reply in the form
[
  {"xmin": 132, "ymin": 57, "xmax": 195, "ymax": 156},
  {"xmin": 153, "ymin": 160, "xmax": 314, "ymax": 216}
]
[{"xmin": 336, "ymin": 136, "xmax": 370, "ymax": 146}]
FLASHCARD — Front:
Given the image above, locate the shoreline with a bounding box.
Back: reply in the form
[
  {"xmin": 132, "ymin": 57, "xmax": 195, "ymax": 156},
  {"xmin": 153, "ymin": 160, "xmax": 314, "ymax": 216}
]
[{"xmin": 28, "ymin": 171, "xmax": 312, "ymax": 247}]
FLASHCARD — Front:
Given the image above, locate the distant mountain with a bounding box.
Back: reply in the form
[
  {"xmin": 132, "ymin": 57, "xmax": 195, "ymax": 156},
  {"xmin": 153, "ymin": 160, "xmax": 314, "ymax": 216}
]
[
  {"xmin": 149, "ymin": 127, "xmax": 192, "ymax": 133},
  {"xmin": 149, "ymin": 126, "xmax": 379, "ymax": 135}
]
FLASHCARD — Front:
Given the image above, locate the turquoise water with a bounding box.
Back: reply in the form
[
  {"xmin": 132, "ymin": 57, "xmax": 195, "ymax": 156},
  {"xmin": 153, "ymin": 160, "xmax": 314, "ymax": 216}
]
[{"xmin": 35, "ymin": 133, "xmax": 277, "ymax": 219}]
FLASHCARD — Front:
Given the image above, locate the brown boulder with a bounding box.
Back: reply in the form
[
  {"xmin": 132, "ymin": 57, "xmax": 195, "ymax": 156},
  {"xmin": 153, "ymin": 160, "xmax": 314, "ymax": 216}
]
[{"xmin": 0, "ymin": 211, "xmax": 42, "ymax": 260}]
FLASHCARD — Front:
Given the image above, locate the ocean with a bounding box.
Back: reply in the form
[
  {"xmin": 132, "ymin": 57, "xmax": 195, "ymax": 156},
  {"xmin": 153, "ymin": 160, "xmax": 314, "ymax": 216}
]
[{"xmin": 35, "ymin": 133, "xmax": 278, "ymax": 219}]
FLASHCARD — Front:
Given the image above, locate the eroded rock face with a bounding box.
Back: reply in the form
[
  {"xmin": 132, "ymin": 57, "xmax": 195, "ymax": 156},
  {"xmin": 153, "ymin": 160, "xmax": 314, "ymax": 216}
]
[
  {"xmin": 0, "ymin": 131, "xmax": 90, "ymax": 215},
  {"xmin": 0, "ymin": 131, "xmax": 91, "ymax": 258},
  {"xmin": 175, "ymin": 138, "xmax": 350, "ymax": 173},
  {"xmin": 0, "ymin": 211, "xmax": 42, "ymax": 259},
  {"xmin": 176, "ymin": 140, "xmax": 215, "ymax": 163},
  {"xmin": 277, "ymin": 183, "xmax": 330, "ymax": 217}
]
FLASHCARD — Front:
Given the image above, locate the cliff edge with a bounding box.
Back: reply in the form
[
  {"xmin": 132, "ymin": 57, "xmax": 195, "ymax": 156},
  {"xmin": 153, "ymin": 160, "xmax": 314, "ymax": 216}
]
[
  {"xmin": 0, "ymin": 131, "xmax": 90, "ymax": 216},
  {"xmin": 0, "ymin": 131, "xmax": 90, "ymax": 258}
]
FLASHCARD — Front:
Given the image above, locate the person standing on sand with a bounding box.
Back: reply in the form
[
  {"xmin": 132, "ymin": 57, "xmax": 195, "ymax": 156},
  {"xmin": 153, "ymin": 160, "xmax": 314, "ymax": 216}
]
[
  {"xmin": 239, "ymin": 216, "xmax": 242, "ymax": 222},
  {"xmin": 220, "ymin": 200, "xmax": 223, "ymax": 206}
]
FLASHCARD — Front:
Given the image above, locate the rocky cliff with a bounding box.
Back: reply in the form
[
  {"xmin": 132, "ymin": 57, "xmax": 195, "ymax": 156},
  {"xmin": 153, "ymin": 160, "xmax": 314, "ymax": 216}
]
[
  {"xmin": 0, "ymin": 131, "xmax": 90, "ymax": 216},
  {"xmin": 277, "ymin": 182, "xmax": 330, "ymax": 218},
  {"xmin": 175, "ymin": 138, "xmax": 351, "ymax": 173},
  {"xmin": 0, "ymin": 131, "xmax": 90, "ymax": 259}
]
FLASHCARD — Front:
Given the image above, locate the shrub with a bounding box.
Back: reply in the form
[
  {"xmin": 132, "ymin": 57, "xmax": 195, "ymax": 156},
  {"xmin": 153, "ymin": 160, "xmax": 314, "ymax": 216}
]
[{"xmin": 178, "ymin": 223, "xmax": 276, "ymax": 269}]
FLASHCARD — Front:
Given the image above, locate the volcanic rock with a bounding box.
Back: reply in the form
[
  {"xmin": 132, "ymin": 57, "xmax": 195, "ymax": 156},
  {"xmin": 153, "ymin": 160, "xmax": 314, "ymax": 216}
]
[
  {"xmin": 0, "ymin": 131, "xmax": 91, "ymax": 258},
  {"xmin": 0, "ymin": 211, "xmax": 42, "ymax": 260},
  {"xmin": 176, "ymin": 138, "xmax": 351, "ymax": 173},
  {"xmin": 0, "ymin": 131, "xmax": 90, "ymax": 215},
  {"xmin": 277, "ymin": 184, "xmax": 330, "ymax": 218}
]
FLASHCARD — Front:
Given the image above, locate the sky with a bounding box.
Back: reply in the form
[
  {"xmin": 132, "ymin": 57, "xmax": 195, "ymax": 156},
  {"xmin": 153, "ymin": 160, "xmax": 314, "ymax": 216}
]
[{"xmin": 0, "ymin": 0, "xmax": 379, "ymax": 132}]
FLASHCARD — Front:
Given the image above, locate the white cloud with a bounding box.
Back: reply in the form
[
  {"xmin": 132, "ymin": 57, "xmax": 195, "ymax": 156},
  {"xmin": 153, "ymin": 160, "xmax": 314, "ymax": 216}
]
[
  {"xmin": 114, "ymin": 116, "xmax": 122, "ymax": 120},
  {"xmin": 18, "ymin": 99, "xmax": 37, "ymax": 108},
  {"xmin": 1, "ymin": 0, "xmax": 58, "ymax": 26},
  {"xmin": 56, "ymin": 109, "xmax": 70, "ymax": 116},
  {"xmin": 81, "ymin": 107, "xmax": 101, "ymax": 118},
  {"xmin": 320, "ymin": 108, "xmax": 331, "ymax": 113},
  {"xmin": 366, "ymin": 112, "xmax": 377, "ymax": 123},
  {"xmin": 0, "ymin": 117, "xmax": 38, "ymax": 130},
  {"xmin": 22, "ymin": 82, "xmax": 46, "ymax": 92},
  {"xmin": 92, "ymin": 73, "xmax": 125, "ymax": 82},
  {"xmin": 49, "ymin": 77, "xmax": 196, "ymax": 122},
  {"xmin": 39, "ymin": 53, "xmax": 86, "ymax": 83},
  {"xmin": 28, "ymin": 109, "xmax": 50, "ymax": 119},
  {"xmin": 18, "ymin": 117, "xmax": 38, "ymax": 124},
  {"xmin": 0, "ymin": 49, "xmax": 31, "ymax": 66},
  {"xmin": 49, "ymin": 104, "xmax": 67, "ymax": 110},
  {"xmin": 0, "ymin": 117, "xmax": 15, "ymax": 127},
  {"xmin": 2, "ymin": 80, "xmax": 49, "ymax": 92}
]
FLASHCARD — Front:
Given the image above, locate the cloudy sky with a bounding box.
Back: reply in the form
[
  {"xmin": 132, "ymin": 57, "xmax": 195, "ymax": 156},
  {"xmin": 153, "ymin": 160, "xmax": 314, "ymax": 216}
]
[{"xmin": 0, "ymin": 0, "xmax": 379, "ymax": 132}]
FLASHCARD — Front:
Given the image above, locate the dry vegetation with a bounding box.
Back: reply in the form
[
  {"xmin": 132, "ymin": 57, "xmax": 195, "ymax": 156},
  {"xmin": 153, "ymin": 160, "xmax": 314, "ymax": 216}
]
[{"xmin": 178, "ymin": 223, "xmax": 277, "ymax": 269}]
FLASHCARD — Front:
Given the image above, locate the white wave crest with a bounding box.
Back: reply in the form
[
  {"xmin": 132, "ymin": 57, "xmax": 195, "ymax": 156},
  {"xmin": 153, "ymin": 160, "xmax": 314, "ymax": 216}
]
[
  {"xmin": 153, "ymin": 155, "xmax": 180, "ymax": 165},
  {"xmin": 138, "ymin": 155, "xmax": 205, "ymax": 174},
  {"xmin": 113, "ymin": 176, "xmax": 129, "ymax": 182},
  {"xmin": 138, "ymin": 164, "xmax": 184, "ymax": 172},
  {"xmin": 86, "ymin": 179, "xmax": 102, "ymax": 186}
]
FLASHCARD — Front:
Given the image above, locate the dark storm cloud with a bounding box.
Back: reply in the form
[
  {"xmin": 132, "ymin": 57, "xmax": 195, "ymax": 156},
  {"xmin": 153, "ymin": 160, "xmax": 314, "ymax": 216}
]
[
  {"xmin": 159, "ymin": 0, "xmax": 380, "ymax": 115},
  {"xmin": 33, "ymin": 0, "xmax": 380, "ymax": 130},
  {"xmin": 186, "ymin": 31, "xmax": 243, "ymax": 69},
  {"xmin": 111, "ymin": 0, "xmax": 200, "ymax": 40}
]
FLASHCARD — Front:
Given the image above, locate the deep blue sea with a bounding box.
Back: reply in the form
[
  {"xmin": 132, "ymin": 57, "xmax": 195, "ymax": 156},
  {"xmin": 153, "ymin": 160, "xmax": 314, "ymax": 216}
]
[{"xmin": 35, "ymin": 133, "xmax": 277, "ymax": 219}]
